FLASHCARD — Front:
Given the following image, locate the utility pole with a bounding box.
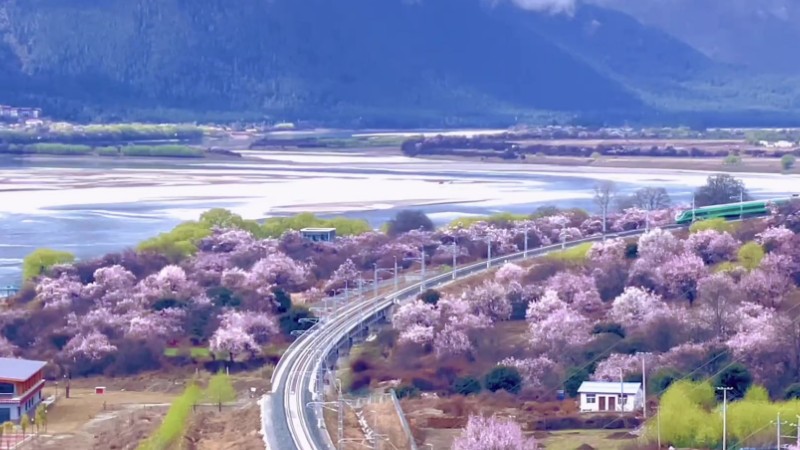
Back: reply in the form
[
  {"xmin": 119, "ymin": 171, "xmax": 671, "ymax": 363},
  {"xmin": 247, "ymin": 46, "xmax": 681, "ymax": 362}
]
[
  {"xmin": 420, "ymin": 247, "xmax": 426, "ymax": 293},
  {"xmin": 642, "ymin": 356, "xmax": 647, "ymax": 419},
  {"xmin": 393, "ymin": 256, "xmax": 398, "ymax": 292},
  {"xmin": 717, "ymin": 386, "xmax": 733, "ymax": 450},
  {"xmin": 739, "ymin": 188, "xmax": 744, "ymax": 220},
  {"xmin": 778, "ymin": 412, "xmax": 782, "ymax": 450},
  {"xmin": 373, "ymin": 263, "xmax": 379, "ymax": 317},
  {"xmin": 795, "ymin": 415, "xmax": 800, "ymax": 448},
  {"xmin": 486, "ymin": 238, "xmax": 492, "ymax": 269},
  {"xmin": 619, "ymin": 368, "xmax": 625, "ymax": 412},
  {"xmin": 451, "ymin": 242, "xmax": 458, "ymax": 280},
  {"xmin": 337, "ymin": 378, "xmax": 344, "ymax": 450},
  {"xmin": 523, "ymin": 225, "xmax": 529, "ymax": 258},
  {"xmin": 656, "ymin": 405, "xmax": 662, "ymax": 449}
]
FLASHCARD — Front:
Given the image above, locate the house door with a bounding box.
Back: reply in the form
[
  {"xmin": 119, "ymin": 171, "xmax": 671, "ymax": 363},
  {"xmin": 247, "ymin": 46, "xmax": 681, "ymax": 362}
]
[
  {"xmin": 598, "ymin": 396, "xmax": 606, "ymax": 411},
  {"xmin": 608, "ymin": 396, "xmax": 616, "ymax": 411}
]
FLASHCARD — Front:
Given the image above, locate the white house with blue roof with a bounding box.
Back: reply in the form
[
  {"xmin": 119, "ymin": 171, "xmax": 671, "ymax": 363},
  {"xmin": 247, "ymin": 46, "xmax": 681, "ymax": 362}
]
[
  {"xmin": 577, "ymin": 381, "xmax": 643, "ymax": 413},
  {"xmin": 0, "ymin": 357, "xmax": 47, "ymax": 422}
]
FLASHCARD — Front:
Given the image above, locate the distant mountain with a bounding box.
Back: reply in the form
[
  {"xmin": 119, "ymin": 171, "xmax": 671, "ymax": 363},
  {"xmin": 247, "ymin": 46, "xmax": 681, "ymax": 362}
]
[
  {"xmin": 0, "ymin": 0, "xmax": 797, "ymax": 125},
  {"xmin": 592, "ymin": 0, "xmax": 800, "ymax": 73}
]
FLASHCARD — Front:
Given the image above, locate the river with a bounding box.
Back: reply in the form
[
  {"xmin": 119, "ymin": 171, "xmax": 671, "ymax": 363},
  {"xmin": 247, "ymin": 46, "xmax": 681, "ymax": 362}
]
[{"xmin": 1, "ymin": 149, "xmax": 797, "ymax": 285}]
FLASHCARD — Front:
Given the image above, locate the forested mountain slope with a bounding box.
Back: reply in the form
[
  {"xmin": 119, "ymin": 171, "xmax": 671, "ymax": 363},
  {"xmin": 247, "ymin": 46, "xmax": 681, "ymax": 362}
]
[
  {"xmin": 0, "ymin": 0, "xmax": 796, "ymax": 125},
  {"xmin": 593, "ymin": 0, "xmax": 800, "ymax": 73}
]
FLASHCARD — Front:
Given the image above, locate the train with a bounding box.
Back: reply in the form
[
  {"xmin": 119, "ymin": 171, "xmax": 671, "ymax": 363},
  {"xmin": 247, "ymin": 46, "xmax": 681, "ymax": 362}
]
[{"xmin": 674, "ymin": 195, "xmax": 798, "ymax": 225}]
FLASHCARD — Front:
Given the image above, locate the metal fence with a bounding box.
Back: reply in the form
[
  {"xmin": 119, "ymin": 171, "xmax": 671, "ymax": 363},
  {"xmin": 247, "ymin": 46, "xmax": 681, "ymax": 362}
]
[{"xmin": 389, "ymin": 390, "xmax": 418, "ymax": 450}]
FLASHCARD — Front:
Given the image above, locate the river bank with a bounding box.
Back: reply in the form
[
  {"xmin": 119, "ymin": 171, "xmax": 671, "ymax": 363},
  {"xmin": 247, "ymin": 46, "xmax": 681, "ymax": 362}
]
[{"xmin": 417, "ymin": 153, "xmax": 800, "ymax": 175}]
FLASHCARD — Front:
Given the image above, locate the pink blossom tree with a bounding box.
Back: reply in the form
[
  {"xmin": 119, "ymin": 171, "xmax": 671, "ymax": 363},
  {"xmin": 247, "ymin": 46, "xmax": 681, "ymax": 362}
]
[
  {"xmin": 62, "ymin": 331, "xmax": 117, "ymax": 360},
  {"xmin": 739, "ymin": 268, "xmax": 793, "ymax": 307},
  {"xmin": 695, "ymin": 273, "xmax": 741, "ymax": 340},
  {"xmin": 138, "ymin": 265, "xmax": 208, "ymax": 306},
  {"xmin": 433, "ymin": 324, "xmax": 472, "ymax": 357},
  {"xmin": 466, "ymin": 281, "xmax": 512, "ymax": 321},
  {"xmin": 686, "ymin": 230, "xmax": 739, "ymax": 264},
  {"xmin": 528, "ymin": 305, "xmax": 591, "ymax": 360},
  {"xmin": 127, "ymin": 308, "xmax": 186, "ymax": 340},
  {"xmin": 525, "ymin": 290, "xmax": 566, "ymax": 323},
  {"xmin": 36, "ymin": 274, "xmax": 85, "ymax": 310},
  {"xmin": 657, "ymin": 252, "xmax": 707, "ymax": 304},
  {"xmin": 608, "ymin": 287, "xmax": 668, "ymax": 331},
  {"xmin": 637, "ymin": 228, "xmax": 683, "ymax": 261},
  {"xmin": 324, "ymin": 259, "xmax": 361, "ymax": 294},
  {"xmin": 592, "ymin": 353, "xmax": 655, "ymax": 382},
  {"xmin": 756, "ymin": 226, "xmax": 795, "ymax": 253},
  {"xmin": 498, "ymin": 356, "xmax": 559, "ymax": 390},
  {"xmin": 392, "ymin": 300, "xmax": 440, "ymax": 344},
  {"xmin": 587, "ymin": 238, "xmax": 627, "ymax": 265},
  {"xmin": 495, "ymin": 262, "xmax": 525, "ymax": 286},
  {"xmin": 249, "ymin": 253, "xmax": 309, "ymax": 291},
  {"xmin": 208, "ymin": 310, "xmax": 278, "ymax": 360},
  {"xmin": 452, "ymin": 415, "xmax": 538, "ymax": 450},
  {"xmin": 544, "ymin": 272, "xmax": 603, "ymax": 314}
]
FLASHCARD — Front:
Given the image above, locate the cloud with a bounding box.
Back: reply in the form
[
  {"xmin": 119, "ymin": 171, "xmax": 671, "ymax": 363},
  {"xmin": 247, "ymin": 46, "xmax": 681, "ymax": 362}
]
[{"xmin": 504, "ymin": 0, "xmax": 577, "ymax": 14}]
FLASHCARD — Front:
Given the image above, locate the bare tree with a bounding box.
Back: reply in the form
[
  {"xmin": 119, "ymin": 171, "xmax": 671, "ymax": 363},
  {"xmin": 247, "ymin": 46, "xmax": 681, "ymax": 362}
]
[
  {"xmin": 632, "ymin": 187, "xmax": 672, "ymax": 210},
  {"xmin": 593, "ymin": 181, "xmax": 616, "ymax": 234}
]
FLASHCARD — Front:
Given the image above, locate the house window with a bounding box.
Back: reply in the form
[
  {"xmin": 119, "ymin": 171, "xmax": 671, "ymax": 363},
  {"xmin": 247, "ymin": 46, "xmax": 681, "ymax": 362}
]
[
  {"xmin": 0, "ymin": 383, "xmax": 13, "ymax": 395},
  {"xmin": 586, "ymin": 394, "xmax": 596, "ymax": 404}
]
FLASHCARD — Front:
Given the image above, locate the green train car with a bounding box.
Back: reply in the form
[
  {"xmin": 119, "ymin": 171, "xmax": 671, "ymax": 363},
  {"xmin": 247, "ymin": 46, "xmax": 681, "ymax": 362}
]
[{"xmin": 675, "ymin": 196, "xmax": 797, "ymax": 225}]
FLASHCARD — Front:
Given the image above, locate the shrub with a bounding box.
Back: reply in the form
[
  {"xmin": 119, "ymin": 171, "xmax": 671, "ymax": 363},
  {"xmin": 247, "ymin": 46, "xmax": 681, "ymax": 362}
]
[
  {"xmin": 412, "ymin": 377, "xmax": 436, "ymax": 392},
  {"xmin": 395, "ymin": 385, "xmax": 420, "ymax": 399},
  {"xmin": 418, "ymin": 288, "xmax": 441, "ymax": 305},
  {"xmin": 385, "ymin": 210, "xmax": 434, "ymax": 236},
  {"xmin": 784, "ymin": 383, "xmax": 800, "ymax": 400},
  {"xmin": 564, "ymin": 367, "xmax": 590, "ymax": 397},
  {"xmin": 205, "ymin": 371, "xmax": 237, "ymax": 412},
  {"xmin": 782, "ymin": 154, "xmax": 796, "ymax": 171},
  {"xmin": 121, "ymin": 145, "xmax": 203, "ymax": 158},
  {"xmin": 650, "ymin": 368, "xmax": 682, "ymax": 396},
  {"xmin": 592, "ymin": 322, "xmax": 626, "ymax": 338},
  {"xmin": 690, "ymin": 218, "xmax": 733, "ymax": 233},
  {"xmin": 23, "ymin": 248, "xmax": 75, "ymax": 281},
  {"xmin": 484, "ymin": 366, "xmax": 522, "ymax": 395},
  {"xmin": 714, "ymin": 363, "xmax": 753, "ymax": 400},
  {"xmin": 350, "ymin": 373, "xmax": 372, "ymax": 392},
  {"xmin": 546, "ymin": 242, "xmax": 592, "ymax": 264},
  {"xmin": 452, "ymin": 377, "xmax": 482, "ymax": 396},
  {"xmin": 350, "ymin": 358, "xmax": 371, "ymax": 373},
  {"xmin": 737, "ymin": 242, "xmax": 764, "ymax": 269},
  {"xmin": 624, "ymin": 242, "xmax": 639, "ymax": 259},
  {"xmin": 723, "ymin": 154, "xmax": 741, "ymax": 165},
  {"xmin": 279, "ymin": 306, "xmax": 315, "ymax": 336}
]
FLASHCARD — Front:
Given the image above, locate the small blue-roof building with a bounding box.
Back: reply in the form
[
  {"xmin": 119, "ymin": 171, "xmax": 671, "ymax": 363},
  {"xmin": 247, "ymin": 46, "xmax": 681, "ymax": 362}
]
[{"xmin": 0, "ymin": 357, "xmax": 47, "ymax": 422}]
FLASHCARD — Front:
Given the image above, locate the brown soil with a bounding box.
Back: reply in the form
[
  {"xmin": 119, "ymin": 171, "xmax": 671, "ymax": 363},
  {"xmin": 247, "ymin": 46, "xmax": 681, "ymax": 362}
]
[
  {"xmin": 323, "ymin": 401, "xmax": 367, "ymax": 450},
  {"xmin": 184, "ymin": 403, "xmax": 264, "ymax": 450},
  {"xmin": 363, "ymin": 401, "xmax": 415, "ymax": 450},
  {"xmin": 29, "ymin": 368, "xmax": 273, "ymax": 450}
]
